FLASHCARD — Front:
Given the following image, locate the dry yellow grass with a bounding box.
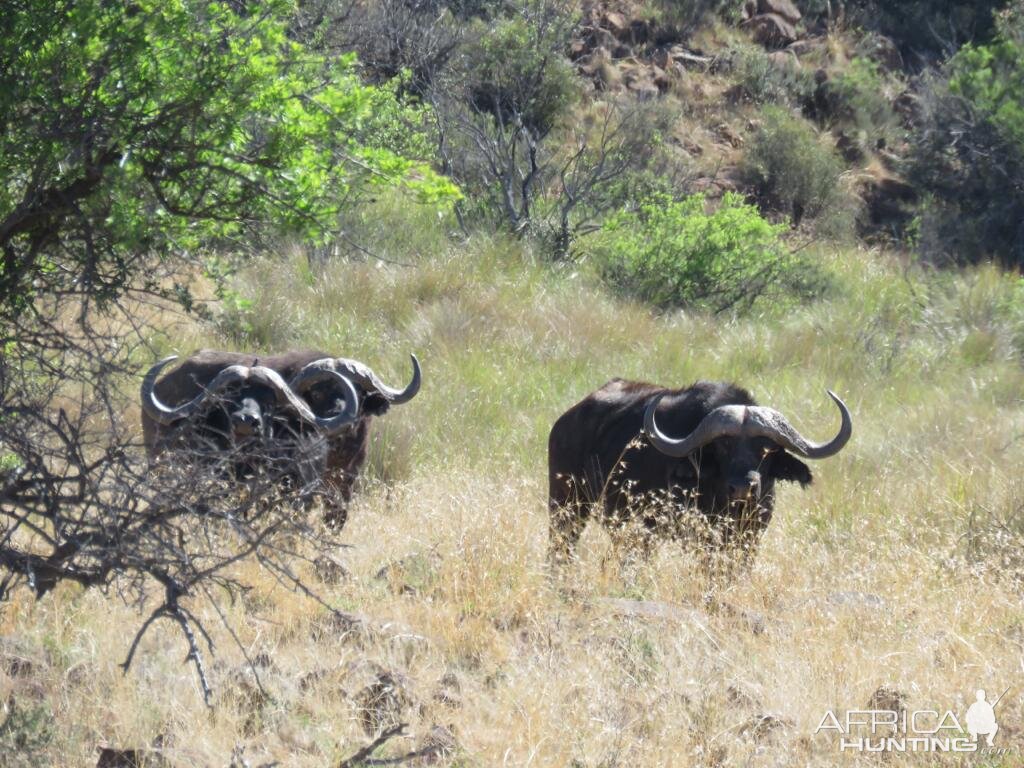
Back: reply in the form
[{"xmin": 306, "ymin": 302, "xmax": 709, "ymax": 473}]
[{"xmin": 3, "ymin": 232, "xmax": 1024, "ymax": 766}]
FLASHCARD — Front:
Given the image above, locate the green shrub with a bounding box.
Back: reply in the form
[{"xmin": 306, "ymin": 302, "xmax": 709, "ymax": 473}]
[
  {"xmin": 827, "ymin": 57, "xmax": 901, "ymax": 148},
  {"xmin": 908, "ymin": 6, "xmax": 1024, "ymax": 266},
  {"xmin": 594, "ymin": 192, "xmax": 828, "ymax": 314},
  {"xmin": 0, "ymin": 699, "xmax": 54, "ymax": 768},
  {"xmin": 745, "ymin": 107, "xmax": 847, "ymax": 228},
  {"xmin": 843, "ymin": 0, "xmax": 1007, "ymax": 61},
  {"xmin": 728, "ymin": 46, "xmax": 816, "ymax": 107},
  {"xmin": 463, "ymin": 11, "xmax": 579, "ymax": 135},
  {"xmin": 655, "ymin": 0, "xmax": 744, "ymax": 31}
]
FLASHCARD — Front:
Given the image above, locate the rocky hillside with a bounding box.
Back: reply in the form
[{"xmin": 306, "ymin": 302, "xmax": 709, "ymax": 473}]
[{"xmin": 568, "ymin": 0, "xmax": 920, "ymax": 238}]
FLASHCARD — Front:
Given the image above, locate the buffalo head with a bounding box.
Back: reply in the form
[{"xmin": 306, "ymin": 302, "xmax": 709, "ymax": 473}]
[
  {"xmin": 643, "ymin": 390, "xmax": 852, "ymax": 516},
  {"xmin": 140, "ymin": 356, "xmax": 360, "ymax": 444},
  {"xmin": 288, "ymin": 354, "xmax": 421, "ymax": 417}
]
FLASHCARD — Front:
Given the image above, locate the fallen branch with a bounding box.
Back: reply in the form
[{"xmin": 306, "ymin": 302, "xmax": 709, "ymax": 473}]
[
  {"xmin": 338, "ymin": 724, "xmax": 407, "ymax": 768},
  {"xmin": 337, "ymin": 723, "xmax": 446, "ymax": 766}
]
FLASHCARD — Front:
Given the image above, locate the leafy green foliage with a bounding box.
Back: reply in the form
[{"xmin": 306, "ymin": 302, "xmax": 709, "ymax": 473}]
[
  {"xmin": 0, "ymin": 1, "xmax": 459, "ymax": 696},
  {"xmin": 0, "ymin": 699, "xmax": 54, "ymax": 768},
  {"xmin": 594, "ymin": 193, "xmax": 827, "ymax": 313},
  {"xmin": 838, "ymin": 0, "xmax": 1008, "ymax": 61},
  {"xmin": 655, "ymin": 0, "xmax": 743, "ymax": 30},
  {"xmin": 0, "ymin": 0, "xmax": 457, "ymax": 324},
  {"xmin": 745, "ymin": 107, "xmax": 847, "ymax": 229},
  {"xmin": 950, "ymin": 11, "xmax": 1024, "ymax": 150},
  {"xmin": 908, "ymin": 6, "xmax": 1024, "ymax": 265},
  {"xmin": 462, "ymin": 8, "xmax": 579, "ymax": 135},
  {"xmin": 827, "ymin": 57, "xmax": 901, "ymax": 147},
  {"xmin": 728, "ymin": 46, "xmax": 815, "ymax": 107}
]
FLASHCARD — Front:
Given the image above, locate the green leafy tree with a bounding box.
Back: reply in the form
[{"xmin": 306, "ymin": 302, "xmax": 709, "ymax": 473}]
[
  {"xmin": 841, "ymin": 0, "xmax": 1008, "ymax": 62},
  {"xmin": 909, "ymin": 5, "xmax": 1024, "ymax": 265},
  {"xmin": 0, "ymin": 0, "xmax": 456, "ymax": 700},
  {"xmin": 430, "ymin": 0, "xmax": 580, "ymax": 235},
  {"xmin": 464, "ymin": 10, "xmax": 579, "ymax": 136},
  {"xmin": 0, "ymin": 0, "xmax": 456, "ymax": 321},
  {"xmin": 950, "ymin": 7, "xmax": 1024, "ymax": 149}
]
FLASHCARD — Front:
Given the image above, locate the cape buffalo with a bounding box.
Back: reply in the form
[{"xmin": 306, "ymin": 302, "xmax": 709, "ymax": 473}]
[
  {"xmin": 547, "ymin": 379, "xmax": 851, "ymax": 565},
  {"xmin": 140, "ymin": 350, "xmax": 421, "ymax": 526}
]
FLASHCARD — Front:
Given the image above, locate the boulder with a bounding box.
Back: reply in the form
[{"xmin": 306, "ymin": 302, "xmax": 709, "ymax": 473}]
[
  {"xmin": 758, "ymin": 0, "xmax": 801, "ymax": 23},
  {"xmin": 743, "ymin": 13, "xmax": 798, "ymax": 48},
  {"xmin": 860, "ymin": 33, "xmax": 903, "ymax": 71},
  {"xmin": 603, "ymin": 11, "xmax": 629, "ymax": 38},
  {"xmin": 766, "ymin": 49, "xmax": 801, "ymax": 72},
  {"xmin": 619, "ymin": 62, "xmax": 661, "ymax": 99}
]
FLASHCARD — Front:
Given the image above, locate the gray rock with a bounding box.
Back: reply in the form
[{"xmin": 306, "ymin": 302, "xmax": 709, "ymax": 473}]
[
  {"xmin": 743, "ymin": 14, "xmax": 798, "ymax": 48},
  {"xmin": 758, "ymin": 0, "xmax": 801, "ymax": 24}
]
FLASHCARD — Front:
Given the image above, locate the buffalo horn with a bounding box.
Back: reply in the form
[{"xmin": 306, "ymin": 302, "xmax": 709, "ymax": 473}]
[
  {"xmin": 295, "ymin": 354, "xmax": 421, "ymax": 404},
  {"xmin": 644, "ymin": 390, "xmax": 852, "ymax": 460},
  {"xmin": 140, "ymin": 357, "xmax": 360, "ymax": 435}
]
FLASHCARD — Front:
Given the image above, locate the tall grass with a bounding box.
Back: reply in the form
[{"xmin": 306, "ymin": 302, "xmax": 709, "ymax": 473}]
[{"xmin": 3, "ymin": 213, "xmax": 1024, "ymax": 766}]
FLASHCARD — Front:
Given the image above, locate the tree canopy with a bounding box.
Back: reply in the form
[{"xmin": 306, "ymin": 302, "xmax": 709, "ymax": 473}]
[{"xmin": 0, "ymin": 0, "xmax": 457, "ymax": 326}]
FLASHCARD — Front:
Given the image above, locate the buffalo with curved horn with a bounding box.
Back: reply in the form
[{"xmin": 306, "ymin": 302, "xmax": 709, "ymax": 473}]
[
  {"xmin": 141, "ymin": 356, "xmax": 360, "ymax": 436},
  {"xmin": 141, "ymin": 350, "xmax": 421, "ymax": 526},
  {"xmin": 547, "ymin": 379, "xmax": 851, "ymax": 565}
]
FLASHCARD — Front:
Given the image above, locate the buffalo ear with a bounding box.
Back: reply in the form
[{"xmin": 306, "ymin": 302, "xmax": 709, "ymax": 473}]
[
  {"xmin": 362, "ymin": 393, "xmax": 390, "ymax": 416},
  {"xmin": 772, "ymin": 451, "xmax": 813, "ymax": 487}
]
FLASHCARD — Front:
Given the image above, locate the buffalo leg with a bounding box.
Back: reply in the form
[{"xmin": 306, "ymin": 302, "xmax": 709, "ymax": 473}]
[
  {"xmin": 548, "ymin": 473, "xmax": 590, "ymax": 565},
  {"xmin": 322, "ymin": 471, "xmax": 353, "ymax": 528}
]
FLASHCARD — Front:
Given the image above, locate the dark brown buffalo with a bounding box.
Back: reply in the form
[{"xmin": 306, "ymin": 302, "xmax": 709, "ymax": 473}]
[
  {"xmin": 547, "ymin": 379, "xmax": 851, "ymax": 564},
  {"xmin": 141, "ymin": 350, "xmax": 420, "ymax": 526}
]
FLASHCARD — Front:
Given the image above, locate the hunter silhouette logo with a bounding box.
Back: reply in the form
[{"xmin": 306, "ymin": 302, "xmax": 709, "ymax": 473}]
[{"xmin": 966, "ymin": 688, "xmax": 1006, "ymax": 746}]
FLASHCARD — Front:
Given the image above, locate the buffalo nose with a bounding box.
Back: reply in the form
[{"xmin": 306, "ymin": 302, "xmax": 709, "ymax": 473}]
[
  {"xmin": 728, "ymin": 474, "xmax": 761, "ymax": 501},
  {"xmin": 233, "ymin": 413, "xmax": 261, "ymax": 436}
]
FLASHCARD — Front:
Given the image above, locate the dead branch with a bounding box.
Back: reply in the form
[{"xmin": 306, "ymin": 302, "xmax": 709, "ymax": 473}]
[{"xmin": 338, "ymin": 723, "xmax": 408, "ymax": 768}]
